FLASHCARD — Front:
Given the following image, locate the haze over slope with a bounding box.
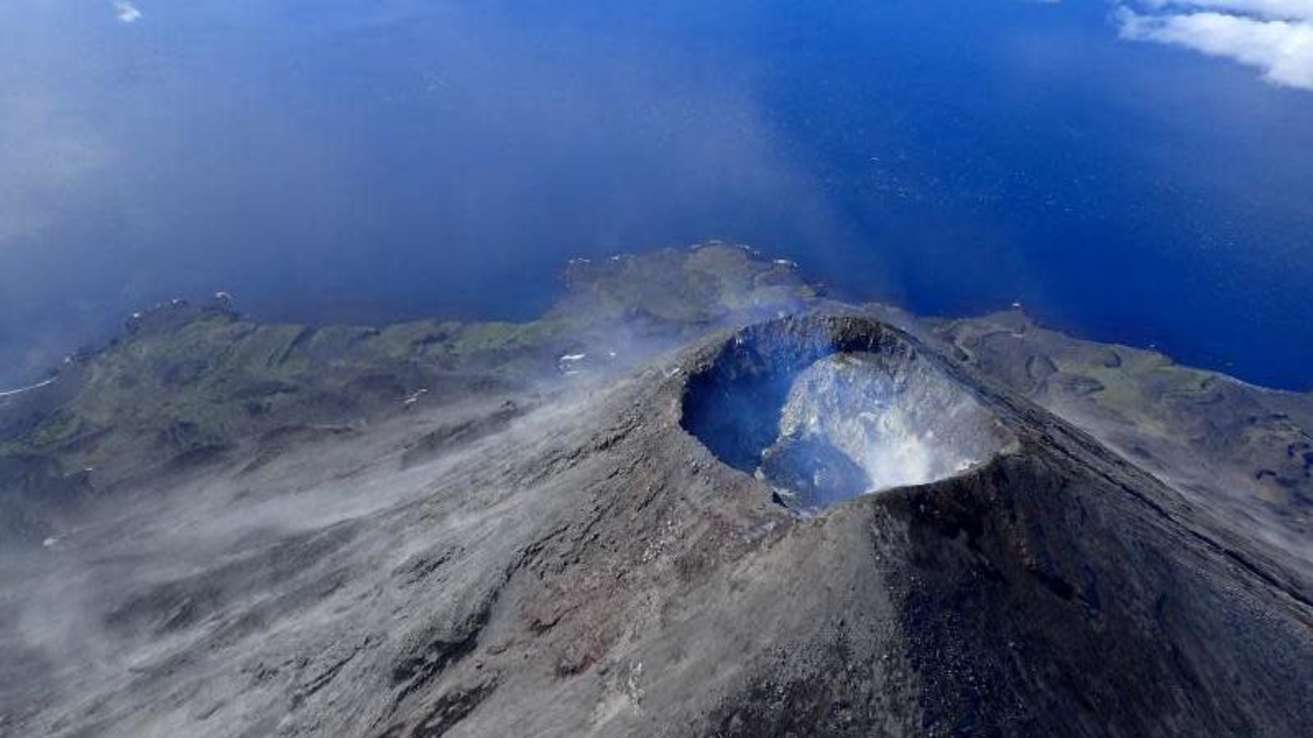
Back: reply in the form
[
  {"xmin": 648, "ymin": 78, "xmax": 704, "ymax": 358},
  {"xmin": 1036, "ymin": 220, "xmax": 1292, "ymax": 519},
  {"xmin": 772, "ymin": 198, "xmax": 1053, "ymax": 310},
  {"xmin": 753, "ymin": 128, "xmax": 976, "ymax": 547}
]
[{"xmin": 2, "ymin": 246, "xmax": 1310, "ymax": 737}]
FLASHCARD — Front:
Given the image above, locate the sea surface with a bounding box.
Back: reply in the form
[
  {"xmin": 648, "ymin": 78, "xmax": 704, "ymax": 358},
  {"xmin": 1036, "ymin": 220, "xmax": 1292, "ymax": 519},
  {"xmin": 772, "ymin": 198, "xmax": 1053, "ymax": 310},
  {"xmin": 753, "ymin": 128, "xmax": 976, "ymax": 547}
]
[{"xmin": 2, "ymin": 0, "xmax": 1311, "ymax": 388}]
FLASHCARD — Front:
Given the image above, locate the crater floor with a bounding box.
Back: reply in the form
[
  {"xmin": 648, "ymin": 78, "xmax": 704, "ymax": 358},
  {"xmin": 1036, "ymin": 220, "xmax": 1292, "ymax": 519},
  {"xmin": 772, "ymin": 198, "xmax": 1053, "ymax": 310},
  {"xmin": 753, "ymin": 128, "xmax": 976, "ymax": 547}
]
[{"xmin": 681, "ymin": 318, "xmax": 1014, "ymax": 512}]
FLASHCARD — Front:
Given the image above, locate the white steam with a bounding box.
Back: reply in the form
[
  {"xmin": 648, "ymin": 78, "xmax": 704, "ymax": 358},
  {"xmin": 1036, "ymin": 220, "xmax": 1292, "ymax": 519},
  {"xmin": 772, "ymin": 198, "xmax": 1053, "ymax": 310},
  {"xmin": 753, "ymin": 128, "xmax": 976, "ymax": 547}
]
[{"xmin": 765, "ymin": 352, "xmax": 1009, "ymax": 506}]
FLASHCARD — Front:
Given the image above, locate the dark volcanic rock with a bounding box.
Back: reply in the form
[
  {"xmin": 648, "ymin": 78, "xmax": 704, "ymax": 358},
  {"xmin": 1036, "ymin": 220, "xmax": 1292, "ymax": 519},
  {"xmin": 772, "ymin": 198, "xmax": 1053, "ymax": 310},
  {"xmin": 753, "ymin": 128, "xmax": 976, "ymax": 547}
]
[
  {"xmin": 2, "ymin": 249, "xmax": 1311, "ymax": 738},
  {"xmin": 666, "ymin": 318, "xmax": 1313, "ymax": 736},
  {"xmin": 759, "ymin": 435, "xmax": 871, "ymax": 509}
]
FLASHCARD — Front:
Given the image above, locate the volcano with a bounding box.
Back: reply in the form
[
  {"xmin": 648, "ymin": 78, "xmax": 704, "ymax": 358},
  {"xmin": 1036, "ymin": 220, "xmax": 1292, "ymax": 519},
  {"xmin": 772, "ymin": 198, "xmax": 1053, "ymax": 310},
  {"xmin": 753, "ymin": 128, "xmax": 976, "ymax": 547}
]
[{"xmin": 2, "ymin": 246, "xmax": 1311, "ymax": 737}]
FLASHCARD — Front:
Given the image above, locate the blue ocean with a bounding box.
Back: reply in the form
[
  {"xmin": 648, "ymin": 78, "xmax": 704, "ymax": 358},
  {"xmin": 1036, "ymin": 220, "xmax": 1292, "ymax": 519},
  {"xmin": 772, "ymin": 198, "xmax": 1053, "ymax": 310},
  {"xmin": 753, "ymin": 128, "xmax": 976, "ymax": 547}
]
[{"xmin": 1, "ymin": 0, "xmax": 1310, "ymax": 388}]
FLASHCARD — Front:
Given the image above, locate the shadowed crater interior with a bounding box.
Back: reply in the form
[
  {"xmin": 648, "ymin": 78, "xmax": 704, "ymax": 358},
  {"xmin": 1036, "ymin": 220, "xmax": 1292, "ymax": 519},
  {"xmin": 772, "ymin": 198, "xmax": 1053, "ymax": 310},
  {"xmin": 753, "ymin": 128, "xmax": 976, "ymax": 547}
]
[{"xmin": 681, "ymin": 316, "xmax": 1014, "ymax": 512}]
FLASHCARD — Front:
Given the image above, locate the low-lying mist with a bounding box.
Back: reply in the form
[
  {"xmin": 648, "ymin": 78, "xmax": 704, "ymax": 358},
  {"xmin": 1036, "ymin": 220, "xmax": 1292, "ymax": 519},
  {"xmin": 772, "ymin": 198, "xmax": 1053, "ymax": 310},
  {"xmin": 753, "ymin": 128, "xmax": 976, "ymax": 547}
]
[
  {"xmin": 0, "ymin": 385, "xmax": 601, "ymax": 726},
  {"xmin": 4, "ymin": 0, "xmax": 1313, "ymax": 390}
]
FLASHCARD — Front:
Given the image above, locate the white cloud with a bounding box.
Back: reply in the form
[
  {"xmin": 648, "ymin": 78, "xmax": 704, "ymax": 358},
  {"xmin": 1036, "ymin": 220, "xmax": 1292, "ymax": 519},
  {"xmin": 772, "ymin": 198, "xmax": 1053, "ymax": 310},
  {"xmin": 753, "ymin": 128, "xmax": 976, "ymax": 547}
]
[
  {"xmin": 1140, "ymin": 0, "xmax": 1313, "ymax": 21},
  {"xmin": 1117, "ymin": 4, "xmax": 1313, "ymax": 90},
  {"xmin": 113, "ymin": 1, "xmax": 142, "ymax": 24}
]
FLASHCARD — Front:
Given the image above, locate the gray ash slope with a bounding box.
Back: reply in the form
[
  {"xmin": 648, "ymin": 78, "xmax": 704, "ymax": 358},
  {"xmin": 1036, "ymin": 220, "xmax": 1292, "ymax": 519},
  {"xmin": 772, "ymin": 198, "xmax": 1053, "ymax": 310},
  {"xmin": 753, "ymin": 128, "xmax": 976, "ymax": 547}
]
[{"xmin": 2, "ymin": 245, "xmax": 1312, "ymax": 737}]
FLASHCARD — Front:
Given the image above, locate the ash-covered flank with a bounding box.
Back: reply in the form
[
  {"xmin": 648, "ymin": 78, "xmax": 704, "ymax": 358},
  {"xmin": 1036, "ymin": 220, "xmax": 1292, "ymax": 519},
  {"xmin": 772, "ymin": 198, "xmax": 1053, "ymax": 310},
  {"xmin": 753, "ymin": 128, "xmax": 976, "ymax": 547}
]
[
  {"xmin": 680, "ymin": 315, "xmax": 1013, "ymax": 511},
  {"xmin": 6, "ymin": 250, "xmax": 1313, "ymax": 738}
]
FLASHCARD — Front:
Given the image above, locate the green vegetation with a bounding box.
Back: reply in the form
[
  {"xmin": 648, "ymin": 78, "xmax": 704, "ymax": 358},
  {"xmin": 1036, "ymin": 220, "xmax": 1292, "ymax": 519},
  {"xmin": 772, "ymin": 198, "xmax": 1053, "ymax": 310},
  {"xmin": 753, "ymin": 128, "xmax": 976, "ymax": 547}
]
[{"xmin": 0, "ymin": 244, "xmax": 819, "ymax": 488}]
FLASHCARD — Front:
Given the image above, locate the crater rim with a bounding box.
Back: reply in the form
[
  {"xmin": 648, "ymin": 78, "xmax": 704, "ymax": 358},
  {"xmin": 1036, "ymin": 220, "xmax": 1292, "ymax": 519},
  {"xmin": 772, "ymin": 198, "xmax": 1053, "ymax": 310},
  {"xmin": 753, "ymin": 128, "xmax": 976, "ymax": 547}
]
[{"xmin": 678, "ymin": 315, "xmax": 1016, "ymax": 513}]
